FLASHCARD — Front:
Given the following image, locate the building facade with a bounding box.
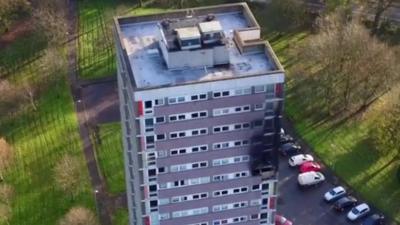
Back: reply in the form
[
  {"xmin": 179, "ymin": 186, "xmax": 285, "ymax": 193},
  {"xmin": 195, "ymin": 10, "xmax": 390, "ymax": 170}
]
[{"xmin": 114, "ymin": 3, "xmax": 284, "ymax": 225}]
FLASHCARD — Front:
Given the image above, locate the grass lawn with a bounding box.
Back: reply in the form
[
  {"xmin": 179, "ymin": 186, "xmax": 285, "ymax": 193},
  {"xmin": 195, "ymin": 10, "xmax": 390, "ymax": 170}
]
[
  {"xmin": 94, "ymin": 123, "xmax": 125, "ymax": 194},
  {"xmin": 112, "ymin": 208, "xmax": 129, "ymax": 225},
  {"xmin": 0, "ymin": 77, "xmax": 95, "ymax": 225}
]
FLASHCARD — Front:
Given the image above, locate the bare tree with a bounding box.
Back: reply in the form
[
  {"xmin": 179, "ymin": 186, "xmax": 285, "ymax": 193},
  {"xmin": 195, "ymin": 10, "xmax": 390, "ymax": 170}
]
[
  {"xmin": 0, "ymin": 138, "xmax": 13, "ymax": 181},
  {"xmin": 295, "ymin": 11, "xmax": 399, "ymax": 116},
  {"xmin": 58, "ymin": 207, "xmax": 98, "ymax": 225},
  {"xmin": 360, "ymin": 0, "xmax": 400, "ymax": 33},
  {"xmin": 32, "ymin": 0, "xmax": 68, "ymax": 45},
  {"xmin": 0, "ymin": 184, "xmax": 14, "ymax": 205},
  {"xmin": 54, "ymin": 155, "xmax": 85, "ymax": 198}
]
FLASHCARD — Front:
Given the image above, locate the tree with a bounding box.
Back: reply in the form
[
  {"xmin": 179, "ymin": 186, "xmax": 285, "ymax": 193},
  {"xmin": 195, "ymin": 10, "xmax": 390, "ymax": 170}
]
[
  {"xmin": 54, "ymin": 155, "xmax": 85, "ymax": 198},
  {"xmin": 0, "ymin": 0, "xmax": 31, "ymax": 34},
  {"xmin": 295, "ymin": 11, "xmax": 399, "ymax": 116},
  {"xmin": 32, "ymin": 0, "xmax": 68, "ymax": 45},
  {"xmin": 58, "ymin": 207, "xmax": 98, "ymax": 225},
  {"xmin": 0, "ymin": 138, "xmax": 13, "ymax": 181}
]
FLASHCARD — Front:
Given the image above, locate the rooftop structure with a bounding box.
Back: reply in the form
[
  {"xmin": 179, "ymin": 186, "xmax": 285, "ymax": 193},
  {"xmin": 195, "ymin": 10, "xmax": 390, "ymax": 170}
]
[{"xmin": 115, "ymin": 3, "xmax": 283, "ymax": 89}]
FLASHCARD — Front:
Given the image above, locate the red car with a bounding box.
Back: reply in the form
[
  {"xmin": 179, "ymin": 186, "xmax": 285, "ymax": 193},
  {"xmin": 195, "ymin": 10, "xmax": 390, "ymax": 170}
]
[
  {"xmin": 299, "ymin": 161, "xmax": 321, "ymax": 173},
  {"xmin": 275, "ymin": 215, "xmax": 293, "ymax": 225}
]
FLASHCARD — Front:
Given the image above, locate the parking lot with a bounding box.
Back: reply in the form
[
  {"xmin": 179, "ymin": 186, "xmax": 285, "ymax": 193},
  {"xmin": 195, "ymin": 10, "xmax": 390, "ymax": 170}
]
[
  {"xmin": 277, "ymin": 124, "xmax": 383, "ymax": 225},
  {"xmin": 278, "ymin": 155, "xmax": 356, "ymax": 225}
]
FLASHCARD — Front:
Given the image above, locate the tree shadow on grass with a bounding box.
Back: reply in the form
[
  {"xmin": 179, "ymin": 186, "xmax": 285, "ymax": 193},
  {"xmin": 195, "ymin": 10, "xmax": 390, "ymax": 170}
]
[{"xmin": 332, "ymin": 138, "xmax": 380, "ymax": 187}]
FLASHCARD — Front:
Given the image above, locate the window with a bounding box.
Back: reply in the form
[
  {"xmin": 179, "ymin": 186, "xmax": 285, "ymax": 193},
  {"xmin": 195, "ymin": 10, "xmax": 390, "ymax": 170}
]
[
  {"xmin": 266, "ymin": 84, "xmax": 275, "ymax": 98},
  {"xmin": 213, "ymin": 105, "xmax": 251, "ymax": 116},
  {"xmin": 154, "ymin": 98, "xmax": 164, "ymax": 106},
  {"xmin": 212, "ymin": 201, "xmax": 248, "ymax": 212},
  {"xmin": 157, "ymin": 150, "xmax": 167, "ymax": 158},
  {"xmin": 170, "ymin": 128, "xmax": 208, "ymax": 139},
  {"xmin": 145, "ymin": 101, "xmax": 152, "ymax": 109},
  {"xmin": 213, "ymin": 216, "xmax": 248, "ymax": 225},
  {"xmin": 169, "ymin": 111, "xmax": 208, "ymax": 122},
  {"xmin": 213, "ymin": 140, "xmax": 250, "ymax": 150},
  {"xmin": 158, "ymin": 167, "xmax": 166, "ymax": 173},
  {"xmin": 155, "ymin": 116, "xmax": 165, "ymax": 123},
  {"xmin": 252, "ymin": 184, "xmax": 260, "ymax": 191},
  {"xmin": 168, "ymin": 94, "xmax": 207, "ymax": 105},
  {"xmin": 170, "ymin": 161, "xmax": 208, "ymax": 172},
  {"xmin": 159, "ymin": 213, "xmax": 169, "ymax": 220},
  {"xmin": 254, "ymin": 103, "xmax": 265, "ymax": 111},
  {"xmin": 234, "ymin": 87, "xmax": 252, "ymax": 96},
  {"xmin": 213, "ymin": 155, "xmax": 249, "ymax": 166},
  {"xmin": 156, "ymin": 134, "xmax": 166, "ymax": 141},
  {"xmin": 171, "ymin": 192, "xmax": 208, "ymax": 204},
  {"xmin": 213, "ymin": 122, "xmax": 250, "ymax": 134},
  {"xmin": 159, "ymin": 198, "xmax": 170, "ymax": 205},
  {"xmin": 213, "ymin": 186, "xmax": 249, "ymax": 197},
  {"xmin": 250, "ymin": 214, "xmax": 259, "ymax": 220},
  {"xmin": 254, "ymin": 85, "xmax": 266, "ymax": 93},
  {"xmin": 172, "ymin": 207, "xmax": 208, "ymax": 218},
  {"xmin": 160, "ymin": 177, "xmax": 210, "ymax": 190}
]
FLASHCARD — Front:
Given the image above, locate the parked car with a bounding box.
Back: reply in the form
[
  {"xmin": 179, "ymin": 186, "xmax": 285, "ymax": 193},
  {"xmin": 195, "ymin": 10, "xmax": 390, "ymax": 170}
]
[
  {"xmin": 324, "ymin": 186, "xmax": 346, "ymax": 202},
  {"xmin": 280, "ymin": 134, "xmax": 295, "ymax": 144},
  {"xmin": 289, "ymin": 154, "xmax": 314, "ymax": 167},
  {"xmin": 299, "ymin": 161, "xmax": 321, "ymax": 173},
  {"xmin": 362, "ymin": 214, "xmax": 385, "ymax": 225},
  {"xmin": 333, "ymin": 196, "xmax": 357, "ymax": 212},
  {"xmin": 275, "ymin": 214, "xmax": 293, "ymax": 225},
  {"xmin": 280, "ymin": 143, "xmax": 301, "ymax": 156},
  {"xmin": 297, "ymin": 171, "xmax": 325, "ymax": 186},
  {"xmin": 347, "ymin": 203, "xmax": 370, "ymax": 221}
]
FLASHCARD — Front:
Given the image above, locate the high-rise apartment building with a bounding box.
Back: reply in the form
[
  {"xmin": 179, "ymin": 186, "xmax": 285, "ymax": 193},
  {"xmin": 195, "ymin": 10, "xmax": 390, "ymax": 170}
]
[{"xmin": 114, "ymin": 3, "xmax": 284, "ymax": 225}]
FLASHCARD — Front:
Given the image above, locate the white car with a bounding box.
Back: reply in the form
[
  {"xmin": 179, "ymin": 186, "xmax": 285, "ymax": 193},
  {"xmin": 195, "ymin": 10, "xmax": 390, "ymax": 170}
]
[
  {"xmin": 347, "ymin": 203, "xmax": 370, "ymax": 221},
  {"xmin": 324, "ymin": 186, "xmax": 346, "ymax": 202},
  {"xmin": 288, "ymin": 154, "xmax": 314, "ymax": 167},
  {"xmin": 297, "ymin": 171, "xmax": 325, "ymax": 186}
]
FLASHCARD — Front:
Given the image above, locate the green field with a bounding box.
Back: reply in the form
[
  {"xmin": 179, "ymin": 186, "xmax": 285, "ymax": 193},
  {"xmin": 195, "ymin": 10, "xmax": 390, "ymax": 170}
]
[
  {"xmin": 0, "ymin": 78, "xmax": 95, "ymax": 225},
  {"xmin": 94, "ymin": 123, "xmax": 125, "ymax": 194},
  {"xmin": 113, "ymin": 208, "xmax": 129, "ymax": 225}
]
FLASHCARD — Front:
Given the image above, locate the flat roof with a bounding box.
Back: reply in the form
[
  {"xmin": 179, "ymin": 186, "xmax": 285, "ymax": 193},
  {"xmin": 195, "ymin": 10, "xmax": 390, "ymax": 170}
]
[{"xmin": 115, "ymin": 3, "xmax": 283, "ymax": 89}]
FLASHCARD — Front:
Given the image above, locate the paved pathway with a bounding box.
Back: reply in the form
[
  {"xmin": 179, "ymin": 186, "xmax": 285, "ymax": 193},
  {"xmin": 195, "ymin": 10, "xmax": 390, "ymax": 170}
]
[{"xmin": 66, "ymin": 1, "xmax": 126, "ymax": 224}]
